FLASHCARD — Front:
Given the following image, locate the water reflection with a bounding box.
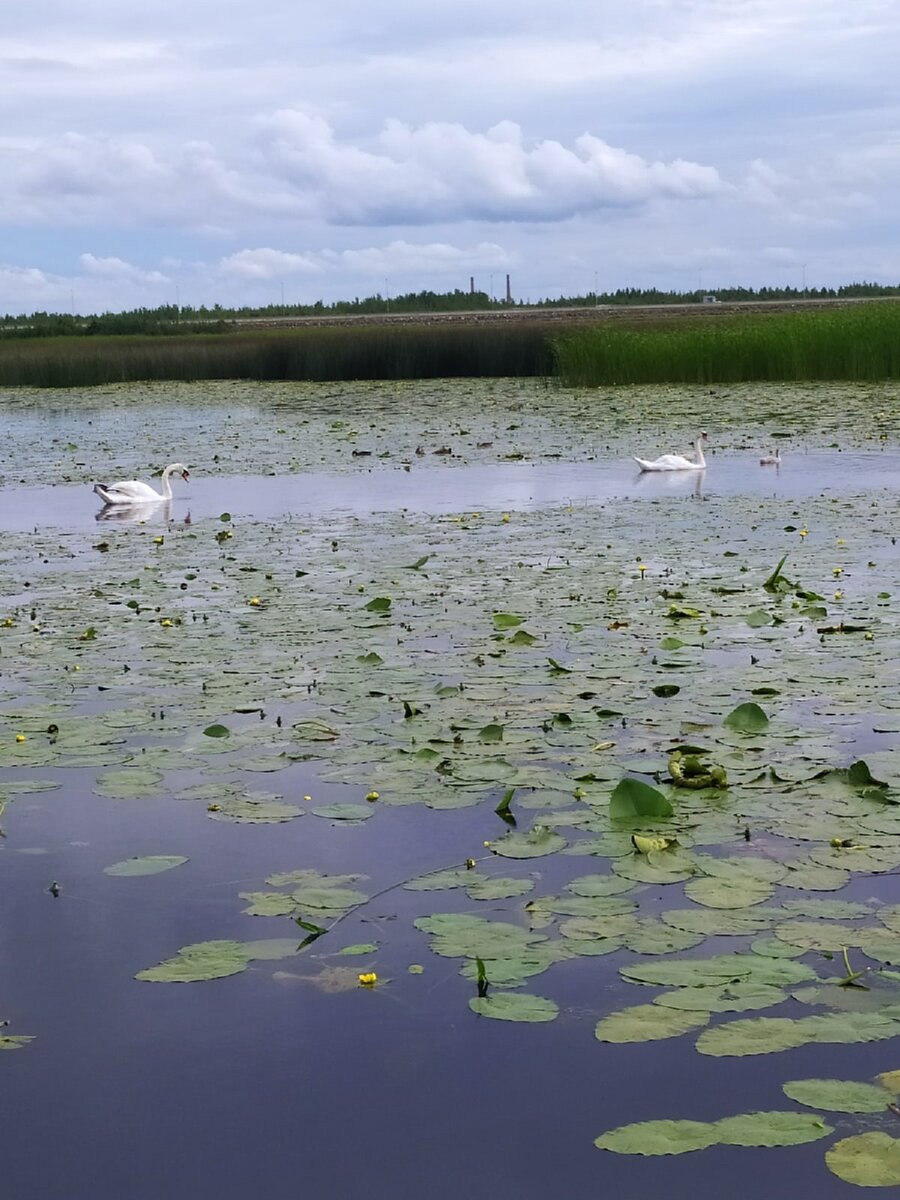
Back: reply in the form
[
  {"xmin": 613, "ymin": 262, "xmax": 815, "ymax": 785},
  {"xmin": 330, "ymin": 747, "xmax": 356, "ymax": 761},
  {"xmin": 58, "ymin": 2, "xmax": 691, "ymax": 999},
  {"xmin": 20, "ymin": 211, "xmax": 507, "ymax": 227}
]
[
  {"xmin": 633, "ymin": 468, "xmax": 705, "ymax": 498},
  {"xmin": 94, "ymin": 499, "xmax": 174, "ymax": 523}
]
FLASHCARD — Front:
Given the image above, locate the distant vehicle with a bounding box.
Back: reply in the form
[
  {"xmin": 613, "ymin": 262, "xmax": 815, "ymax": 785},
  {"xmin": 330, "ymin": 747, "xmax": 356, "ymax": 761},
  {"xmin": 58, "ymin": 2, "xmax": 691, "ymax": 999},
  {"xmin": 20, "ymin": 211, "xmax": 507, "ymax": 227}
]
[{"xmin": 701, "ymin": 294, "xmax": 719, "ymax": 304}]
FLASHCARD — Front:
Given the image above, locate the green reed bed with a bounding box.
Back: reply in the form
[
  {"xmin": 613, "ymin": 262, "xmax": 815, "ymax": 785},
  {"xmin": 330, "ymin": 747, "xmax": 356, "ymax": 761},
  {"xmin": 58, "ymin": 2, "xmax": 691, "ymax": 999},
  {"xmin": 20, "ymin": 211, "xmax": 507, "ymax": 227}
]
[
  {"xmin": 554, "ymin": 303, "xmax": 900, "ymax": 385},
  {"xmin": 0, "ymin": 320, "xmax": 557, "ymax": 388}
]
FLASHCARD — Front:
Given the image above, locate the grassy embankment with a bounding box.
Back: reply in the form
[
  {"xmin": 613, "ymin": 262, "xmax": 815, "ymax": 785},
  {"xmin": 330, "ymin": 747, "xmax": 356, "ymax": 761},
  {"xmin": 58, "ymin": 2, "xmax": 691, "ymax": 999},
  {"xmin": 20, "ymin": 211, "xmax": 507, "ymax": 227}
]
[{"xmin": 2, "ymin": 302, "xmax": 900, "ymax": 387}]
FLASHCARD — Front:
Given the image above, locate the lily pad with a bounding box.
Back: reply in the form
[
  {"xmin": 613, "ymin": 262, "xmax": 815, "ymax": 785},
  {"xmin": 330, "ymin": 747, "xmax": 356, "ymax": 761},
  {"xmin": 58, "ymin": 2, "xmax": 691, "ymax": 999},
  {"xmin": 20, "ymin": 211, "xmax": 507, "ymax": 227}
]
[
  {"xmin": 782, "ymin": 1078, "xmax": 893, "ymax": 1113},
  {"xmin": 136, "ymin": 939, "xmax": 250, "ymax": 983},
  {"xmin": 469, "ymin": 993, "xmax": 559, "ymax": 1022},
  {"xmin": 826, "ymin": 1133, "xmax": 900, "ymax": 1187},
  {"xmin": 103, "ymin": 855, "xmax": 189, "ymax": 877}
]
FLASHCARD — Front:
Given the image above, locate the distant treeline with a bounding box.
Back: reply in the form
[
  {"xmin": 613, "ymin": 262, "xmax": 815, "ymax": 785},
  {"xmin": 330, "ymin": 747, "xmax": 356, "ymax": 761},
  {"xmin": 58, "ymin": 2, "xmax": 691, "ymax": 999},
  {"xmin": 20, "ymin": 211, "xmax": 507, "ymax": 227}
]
[{"xmin": 2, "ymin": 281, "xmax": 900, "ymax": 339}]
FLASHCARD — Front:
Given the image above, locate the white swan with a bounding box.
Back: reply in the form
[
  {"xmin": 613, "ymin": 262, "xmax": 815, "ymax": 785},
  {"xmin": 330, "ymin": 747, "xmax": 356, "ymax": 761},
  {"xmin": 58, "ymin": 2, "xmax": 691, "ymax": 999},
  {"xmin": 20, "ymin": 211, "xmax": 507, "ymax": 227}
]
[
  {"xmin": 93, "ymin": 463, "xmax": 189, "ymax": 506},
  {"xmin": 634, "ymin": 432, "xmax": 708, "ymax": 473},
  {"xmin": 759, "ymin": 448, "xmax": 781, "ymax": 466}
]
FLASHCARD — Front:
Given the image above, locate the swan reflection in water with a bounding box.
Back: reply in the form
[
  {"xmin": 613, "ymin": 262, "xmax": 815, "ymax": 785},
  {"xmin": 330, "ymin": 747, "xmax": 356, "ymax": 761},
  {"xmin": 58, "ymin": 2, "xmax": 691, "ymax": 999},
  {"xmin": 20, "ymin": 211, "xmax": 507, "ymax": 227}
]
[
  {"xmin": 95, "ymin": 500, "xmax": 186, "ymax": 524},
  {"xmin": 634, "ymin": 469, "xmax": 705, "ymax": 499}
]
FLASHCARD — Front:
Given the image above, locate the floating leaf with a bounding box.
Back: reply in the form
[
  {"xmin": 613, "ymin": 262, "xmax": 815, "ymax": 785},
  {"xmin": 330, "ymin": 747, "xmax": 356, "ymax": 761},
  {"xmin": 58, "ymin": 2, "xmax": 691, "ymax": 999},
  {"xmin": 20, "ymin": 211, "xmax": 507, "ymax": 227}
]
[
  {"xmin": 597, "ymin": 1110, "xmax": 832, "ymax": 1156},
  {"xmin": 469, "ymin": 993, "xmax": 559, "ymax": 1022},
  {"xmin": 782, "ymin": 1078, "xmax": 893, "ymax": 1113},
  {"xmin": 478, "ymin": 723, "xmax": 504, "ymax": 743},
  {"xmin": 723, "ymin": 702, "xmax": 769, "ymax": 733},
  {"xmin": 104, "ymin": 855, "xmax": 189, "ymax": 877},
  {"xmin": 491, "ymin": 826, "xmax": 566, "ymax": 858},
  {"xmin": 594, "ymin": 1004, "xmax": 709, "ymax": 1043},
  {"xmin": 491, "ymin": 612, "xmax": 523, "ymax": 630},
  {"xmin": 202, "ymin": 723, "xmax": 231, "ymax": 739},
  {"xmin": 596, "ymin": 1120, "xmax": 716, "ymax": 1156},
  {"xmin": 608, "ymin": 778, "xmax": 673, "ymax": 820},
  {"xmin": 136, "ymin": 939, "xmax": 250, "ymax": 983},
  {"xmin": 826, "ymin": 1133, "xmax": 900, "ymax": 1187},
  {"xmin": 0, "ymin": 1035, "xmax": 35, "ymax": 1050}
]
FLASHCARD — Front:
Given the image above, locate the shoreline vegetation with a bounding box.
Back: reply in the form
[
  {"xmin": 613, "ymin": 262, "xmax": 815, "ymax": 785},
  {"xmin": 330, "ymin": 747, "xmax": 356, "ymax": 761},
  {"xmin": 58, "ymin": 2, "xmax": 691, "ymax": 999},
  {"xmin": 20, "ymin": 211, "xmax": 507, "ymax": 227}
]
[{"xmin": 2, "ymin": 287, "xmax": 900, "ymax": 388}]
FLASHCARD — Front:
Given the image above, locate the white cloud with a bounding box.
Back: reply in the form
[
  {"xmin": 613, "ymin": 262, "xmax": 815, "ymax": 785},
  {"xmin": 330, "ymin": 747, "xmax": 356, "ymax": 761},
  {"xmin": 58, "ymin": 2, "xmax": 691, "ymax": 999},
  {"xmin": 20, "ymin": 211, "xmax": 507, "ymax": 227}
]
[
  {"xmin": 79, "ymin": 253, "xmax": 169, "ymax": 283},
  {"xmin": 219, "ymin": 248, "xmax": 320, "ymax": 278},
  {"xmin": 332, "ymin": 239, "xmax": 513, "ymax": 274},
  {"xmin": 255, "ymin": 112, "xmax": 725, "ymax": 224}
]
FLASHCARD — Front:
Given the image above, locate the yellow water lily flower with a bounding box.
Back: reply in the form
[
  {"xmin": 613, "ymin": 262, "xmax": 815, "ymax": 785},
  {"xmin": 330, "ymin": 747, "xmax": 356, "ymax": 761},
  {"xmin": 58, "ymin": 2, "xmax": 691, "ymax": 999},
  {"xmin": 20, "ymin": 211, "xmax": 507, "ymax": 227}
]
[
  {"xmin": 799, "ymin": 528, "xmax": 808, "ymax": 538},
  {"xmin": 248, "ymin": 596, "xmax": 262, "ymax": 607},
  {"xmin": 365, "ymin": 790, "xmax": 379, "ymax": 802},
  {"xmin": 15, "ymin": 733, "xmax": 25, "ymax": 743},
  {"xmin": 153, "ymin": 536, "xmax": 164, "ymax": 545},
  {"xmin": 358, "ymin": 972, "xmax": 378, "ymax": 987},
  {"xmin": 501, "ymin": 512, "xmax": 511, "ymax": 523}
]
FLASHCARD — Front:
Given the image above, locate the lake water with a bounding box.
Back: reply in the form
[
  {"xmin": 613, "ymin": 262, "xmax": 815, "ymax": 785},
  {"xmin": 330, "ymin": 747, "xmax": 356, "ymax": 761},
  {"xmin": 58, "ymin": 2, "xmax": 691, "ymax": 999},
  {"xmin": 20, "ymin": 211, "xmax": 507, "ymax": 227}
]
[
  {"xmin": 2, "ymin": 449, "xmax": 898, "ymax": 532},
  {"xmin": 3, "ymin": 380, "xmax": 900, "ymax": 1199}
]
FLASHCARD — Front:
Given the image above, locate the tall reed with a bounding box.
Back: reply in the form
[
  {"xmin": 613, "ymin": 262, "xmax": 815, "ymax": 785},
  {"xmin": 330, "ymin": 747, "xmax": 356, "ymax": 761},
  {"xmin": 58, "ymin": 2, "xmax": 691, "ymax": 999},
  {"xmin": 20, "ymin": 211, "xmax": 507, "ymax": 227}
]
[
  {"xmin": 554, "ymin": 304, "xmax": 900, "ymax": 385},
  {"xmin": 0, "ymin": 322, "xmax": 557, "ymax": 388}
]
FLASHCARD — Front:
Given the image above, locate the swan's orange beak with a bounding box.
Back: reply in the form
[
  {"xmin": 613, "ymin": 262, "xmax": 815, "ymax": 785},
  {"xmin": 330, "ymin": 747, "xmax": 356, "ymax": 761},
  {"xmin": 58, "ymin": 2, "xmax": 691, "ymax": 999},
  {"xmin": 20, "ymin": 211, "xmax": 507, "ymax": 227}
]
[{"xmin": 181, "ymin": 469, "xmax": 190, "ymax": 482}]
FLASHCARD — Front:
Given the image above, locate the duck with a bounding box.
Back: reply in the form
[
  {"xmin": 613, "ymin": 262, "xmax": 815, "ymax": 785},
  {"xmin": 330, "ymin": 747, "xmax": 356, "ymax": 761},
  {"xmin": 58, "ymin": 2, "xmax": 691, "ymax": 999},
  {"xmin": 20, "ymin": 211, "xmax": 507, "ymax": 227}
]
[
  {"xmin": 759, "ymin": 448, "xmax": 781, "ymax": 466},
  {"xmin": 634, "ymin": 432, "xmax": 708, "ymax": 472},
  {"xmin": 93, "ymin": 463, "xmax": 190, "ymax": 505}
]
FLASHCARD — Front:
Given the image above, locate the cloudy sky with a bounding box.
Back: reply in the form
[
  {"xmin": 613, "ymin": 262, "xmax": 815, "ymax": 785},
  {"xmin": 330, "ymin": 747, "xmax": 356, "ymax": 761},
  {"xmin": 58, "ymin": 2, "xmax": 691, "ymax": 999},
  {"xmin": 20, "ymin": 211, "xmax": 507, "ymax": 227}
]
[{"xmin": 3, "ymin": 0, "xmax": 898, "ymax": 314}]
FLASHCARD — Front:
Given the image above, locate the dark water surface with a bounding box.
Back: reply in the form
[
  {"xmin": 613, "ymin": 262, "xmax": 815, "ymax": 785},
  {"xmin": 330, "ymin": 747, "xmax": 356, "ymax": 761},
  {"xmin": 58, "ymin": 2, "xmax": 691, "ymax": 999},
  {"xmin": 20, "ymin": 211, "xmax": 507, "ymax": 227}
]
[{"xmin": 3, "ymin": 390, "xmax": 900, "ymax": 1199}]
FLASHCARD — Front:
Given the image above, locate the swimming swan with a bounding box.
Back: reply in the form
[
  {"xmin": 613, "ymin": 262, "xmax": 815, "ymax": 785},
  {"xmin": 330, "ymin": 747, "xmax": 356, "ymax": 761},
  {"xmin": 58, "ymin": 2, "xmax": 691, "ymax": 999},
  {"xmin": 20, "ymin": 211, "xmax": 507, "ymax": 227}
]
[
  {"xmin": 759, "ymin": 448, "xmax": 781, "ymax": 465},
  {"xmin": 634, "ymin": 432, "xmax": 708, "ymax": 473},
  {"xmin": 93, "ymin": 463, "xmax": 190, "ymax": 505}
]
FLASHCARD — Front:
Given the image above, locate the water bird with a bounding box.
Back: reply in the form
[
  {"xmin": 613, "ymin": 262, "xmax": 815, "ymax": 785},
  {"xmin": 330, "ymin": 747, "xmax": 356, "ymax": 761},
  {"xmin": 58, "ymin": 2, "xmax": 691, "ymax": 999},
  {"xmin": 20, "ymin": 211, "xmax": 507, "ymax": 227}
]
[
  {"xmin": 93, "ymin": 463, "xmax": 190, "ymax": 505},
  {"xmin": 634, "ymin": 432, "xmax": 708, "ymax": 472},
  {"xmin": 759, "ymin": 448, "xmax": 782, "ymax": 465}
]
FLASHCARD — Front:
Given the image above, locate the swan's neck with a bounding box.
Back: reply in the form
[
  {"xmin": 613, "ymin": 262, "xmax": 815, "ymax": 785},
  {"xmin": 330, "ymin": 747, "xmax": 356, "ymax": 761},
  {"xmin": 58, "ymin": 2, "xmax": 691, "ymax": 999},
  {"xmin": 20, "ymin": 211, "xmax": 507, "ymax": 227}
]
[
  {"xmin": 159, "ymin": 466, "xmax": 174, "ymax": 499},
  {"xmin": 694, "ymin": 437, "xmax": 706, "ymax": 467}
]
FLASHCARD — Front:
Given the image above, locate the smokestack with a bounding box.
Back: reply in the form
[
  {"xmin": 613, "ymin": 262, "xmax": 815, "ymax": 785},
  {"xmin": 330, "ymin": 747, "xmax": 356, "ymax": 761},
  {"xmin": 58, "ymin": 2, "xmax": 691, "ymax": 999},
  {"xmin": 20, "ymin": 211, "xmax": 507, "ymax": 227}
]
[
  {"xmin": 506, "ymin": 274, "xmax": 512, "ymax": 303},
  {"xmin": 470, "ymin": 276, "xmax": 475, "ymax": 294}
]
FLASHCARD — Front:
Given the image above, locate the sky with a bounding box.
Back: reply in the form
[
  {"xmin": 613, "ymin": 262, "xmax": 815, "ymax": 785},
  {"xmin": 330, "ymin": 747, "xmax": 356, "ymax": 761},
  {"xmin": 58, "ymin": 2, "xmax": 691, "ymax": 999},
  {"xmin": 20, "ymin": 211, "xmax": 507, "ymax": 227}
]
[{"xmin": 3, "ymin": 0, "xmax": 899, "ymax": 314}]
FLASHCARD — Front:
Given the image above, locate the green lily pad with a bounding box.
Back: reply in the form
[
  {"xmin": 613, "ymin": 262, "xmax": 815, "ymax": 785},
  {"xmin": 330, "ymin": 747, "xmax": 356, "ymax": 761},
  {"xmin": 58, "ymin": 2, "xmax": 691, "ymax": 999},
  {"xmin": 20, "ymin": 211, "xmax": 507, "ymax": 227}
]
[
  {"xmin": 136, "ymin": 939, "xmax": 250, "ymax": 983},
  {"xmin": 608, "ymin": 778, "xmax": 673, "ymax": 820},
  {"xmin": 103, "ymin": 855, "xmax": 189, "ymax": 877},
  {"xmin": 723, "ymin": 702, "xmax": 769, "ymax": 733},
  {"xmin": 469, "ymin": 993, "xmax": 559, "ymax": 1022},
  {"xmin": 595, "ymin": 1119, "xmax": 717, "ymax": 1156},
  {"xmin": 594, "ymin": 1004, "xmax": 709, "ymax": 1043},
  {"xmin": 826, "ymin": 1133, "xmax": 900, "ymax": 1187},
  {"xmin": 782, "ymin": 1078, "xmax": 893, "ymax": 1113},
  {"xmin": 491, "ymin": 827, "xmax": 566, "ymax": 858}
]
